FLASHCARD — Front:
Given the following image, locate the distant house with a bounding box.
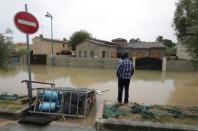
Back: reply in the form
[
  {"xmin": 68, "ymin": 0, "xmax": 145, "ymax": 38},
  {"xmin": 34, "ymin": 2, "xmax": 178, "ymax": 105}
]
[
  {"xmin": 111, "ymin": 38, "xmax": 165, "ymax": 59},
  {"xmin": 32, "ymin": 35, "xmax": 70, "ymax": 55},
  {"xmin": 120, "ymin": 42, "xmax": 166, "ymax": 59},
  {"xmin": 76, "ymin": 38, "xmax": 166, "ymax": 60},
  {"xmin": 76, "ymin": 39, "xmax": 117, "ymax": 58},
  {"xmin": 176, "ymin": 42, "xmax": 191, "ymax": 60}
]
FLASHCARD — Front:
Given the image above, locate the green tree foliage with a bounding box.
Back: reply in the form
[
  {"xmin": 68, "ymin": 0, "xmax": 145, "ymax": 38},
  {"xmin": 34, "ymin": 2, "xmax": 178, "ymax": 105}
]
[
  {"xmin": 156, "ymin": 36, "xmax": 163, "ymax": 42},
  {"xmin": 17, "ymin": 48, "xmax": 27, "ymax": 56},
  {"xmin": 173, "ymin": 0, "xmax": 198, "ymax": 58},
  {"xmin": 69, "ymin": 30, "xmax": 92, "ymax": 51},
  {"xmin": 0, "ymin": 34, "xmax": 13, "ymax": 68},
  {"xmin": 129, "ymin": 38, "xmax": 142, "ymax": 43},
  {"xmin": 156, "ymin": 36, "xmax": 176, "ymax": 48},
  {"xmin": 163, "ymin": 39, "xmax": 176, "ymax": 48}
]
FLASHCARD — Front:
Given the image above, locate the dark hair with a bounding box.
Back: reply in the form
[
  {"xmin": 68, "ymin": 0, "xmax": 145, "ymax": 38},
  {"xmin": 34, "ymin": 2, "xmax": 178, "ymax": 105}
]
[{"xmin": 121, "ymin": 52, "xmax": 128, "ymax": 59}]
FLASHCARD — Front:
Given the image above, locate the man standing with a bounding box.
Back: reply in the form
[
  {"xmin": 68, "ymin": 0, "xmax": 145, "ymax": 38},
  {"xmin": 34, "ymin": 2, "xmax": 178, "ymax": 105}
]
[{"xmin": 117, "ymin": 53, "xmax": 134, "ymax": 104}]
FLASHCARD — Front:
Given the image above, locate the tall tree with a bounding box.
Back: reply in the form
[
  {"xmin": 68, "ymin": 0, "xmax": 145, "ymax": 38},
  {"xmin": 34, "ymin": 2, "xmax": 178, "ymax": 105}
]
[
  {"xmin": 156, "ymin": 36, "xmax": 163, "ymax": 42},
  {"xmin": 69, "ymin": 30, "xmax": 92, "ymax": 51},
  {"xmin": 173, "ymin": 0, "xmax": 198, "ymax": 58},
  {"xmin": 162, "ymin": 39, "xmax": 176, "ymax": 48},
  {"xmin": 129, "ymin": 38, "xmax": 141, "ymax": 43},
  {"xmin": 0, "ymin": 34, "xmax": 13, "ymax": 68}
]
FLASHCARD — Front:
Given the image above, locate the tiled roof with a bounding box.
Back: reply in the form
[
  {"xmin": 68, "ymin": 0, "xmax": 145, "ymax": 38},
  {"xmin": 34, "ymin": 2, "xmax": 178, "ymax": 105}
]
[
  {"xmin": 33, "ymin": 36, "xmax": 68, "ymax": 44},
  {"xmin": 112, "ymin": 38, "xmax": 127, "ymax": 41},
  {"xmin": 88, "ymin": 39, "xmax": 118, "ymax": 47},
  {"xmin": 124, "ymin": 42, "xmax": 166, "ymax": 49},
  {"xmin": 83, "ymin": 39, "xmax": 165, "ymax": 49}
]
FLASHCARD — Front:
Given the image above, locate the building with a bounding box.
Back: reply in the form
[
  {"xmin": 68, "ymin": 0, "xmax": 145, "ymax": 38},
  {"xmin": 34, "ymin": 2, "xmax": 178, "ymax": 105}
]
[
  {"xmin": 76, "ymin": 38, "xmax": 166, "ymax": 60},
  {"xmin": 32, "ymin": 35, "xmax": 70, "ymax": 55},
  {"xmin": 76, "ymin": 39, "xmax": 117, "ymax": 58},
  {"xmin": 111, "ymin": 38, "xmax": 128, "ymax": 46},
  {"xmin": 119, "ymin": 42, "xmax": 166, "ymax": 59}
]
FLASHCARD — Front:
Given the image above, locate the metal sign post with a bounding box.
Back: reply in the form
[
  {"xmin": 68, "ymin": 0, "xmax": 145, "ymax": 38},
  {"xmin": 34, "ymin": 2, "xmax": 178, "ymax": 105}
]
[
  {"xmin": 14, "ymin": 4, "xmax": 39, "ymax": 107},
  {"xmin": 25, "ymin": 4, "xmax": 33, "ymax": 107}
]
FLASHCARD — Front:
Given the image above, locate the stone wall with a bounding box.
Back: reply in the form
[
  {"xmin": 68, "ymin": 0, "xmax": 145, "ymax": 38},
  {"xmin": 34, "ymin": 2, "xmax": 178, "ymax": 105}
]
[
  {"xmin": 47, "ymin": 56, "xmax": 198, "ymax": 71},
  {"xmin": 47, "ymin": 55, "xmax": 119, "ymax": 69},
  {"xmin": 166, "ymin": 60, "xmax": 195, "ymax": 71}
]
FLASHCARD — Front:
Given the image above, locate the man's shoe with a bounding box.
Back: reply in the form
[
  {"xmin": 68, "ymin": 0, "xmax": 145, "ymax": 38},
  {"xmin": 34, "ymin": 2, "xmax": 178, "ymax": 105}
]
[{"xmin": 117, "ymin": 100, "xmax": 122, "ymax": 104}]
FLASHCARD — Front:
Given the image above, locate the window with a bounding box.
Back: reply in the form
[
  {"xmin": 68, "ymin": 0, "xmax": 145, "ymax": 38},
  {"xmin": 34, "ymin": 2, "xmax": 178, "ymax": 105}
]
[
  {"xmin": 90, "ymin": 51, "xmax": 94, "ymax": 58},
  {"xmin": 151, "ymin": 52, "xmax": 160, "ymax": 59},
  {"xmin": 136, "ymin": 52, "xmax": 144, "ymax": 59},
  {"xmin": 117, "ymin": 52, "xmax": 122, "ymax": 58},
  {"xmin": 84, "ymin": 51, "xmax": 87, "ymax": 57},
  {"xmin": 79, "ymin": 50, "xmax": 81, "ymax": 57},
  {"xmin": 102, "ymin": 51, "xmax": 106, "ymax": 58}
]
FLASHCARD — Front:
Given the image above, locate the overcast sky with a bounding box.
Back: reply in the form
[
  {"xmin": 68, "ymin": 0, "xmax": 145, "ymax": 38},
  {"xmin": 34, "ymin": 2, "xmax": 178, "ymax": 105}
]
[{"xmin": 0, "ymin": 0, "xmax": 178, "ymax": 43}]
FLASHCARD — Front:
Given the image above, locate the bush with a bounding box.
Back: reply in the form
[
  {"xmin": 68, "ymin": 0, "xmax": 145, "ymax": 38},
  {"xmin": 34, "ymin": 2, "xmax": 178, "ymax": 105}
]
[{"xmin": 165, "ymin": 47, "xmax": 177, "ymax": 56}]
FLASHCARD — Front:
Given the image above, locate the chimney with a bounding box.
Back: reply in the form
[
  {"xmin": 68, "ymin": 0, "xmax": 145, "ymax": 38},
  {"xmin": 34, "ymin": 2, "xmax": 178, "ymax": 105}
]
[{"xmin": 40, "ymin": 34, "xmax": 43, "ymax": 38}]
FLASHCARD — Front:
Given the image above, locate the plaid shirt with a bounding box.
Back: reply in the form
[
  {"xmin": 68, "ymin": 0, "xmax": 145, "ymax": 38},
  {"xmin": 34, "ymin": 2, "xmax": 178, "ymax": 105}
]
[{"xmin": 117, "ymin": 58, "xmax": 134, "ymax": 79}]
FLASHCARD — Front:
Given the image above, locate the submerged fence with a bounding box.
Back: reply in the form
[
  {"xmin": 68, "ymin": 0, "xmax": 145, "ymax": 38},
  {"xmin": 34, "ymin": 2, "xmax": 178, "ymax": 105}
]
[
  {"xmin": 47, "ymin": 56, "xmax": 119, "ymax": 69},
  {"xmin": 20, "ymin": 55, "xmax": 198, "ymax": 71}
]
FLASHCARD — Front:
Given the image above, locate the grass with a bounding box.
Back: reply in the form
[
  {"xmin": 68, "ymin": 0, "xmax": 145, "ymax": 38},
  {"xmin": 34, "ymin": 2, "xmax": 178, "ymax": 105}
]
[{"xmin": 165, "ymin": 47, "xmax": 176, "ymax": 56}]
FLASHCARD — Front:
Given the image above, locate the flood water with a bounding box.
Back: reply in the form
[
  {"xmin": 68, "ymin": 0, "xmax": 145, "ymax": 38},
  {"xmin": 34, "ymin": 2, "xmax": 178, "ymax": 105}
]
[{"xmin": 0, "ymin": 64, "xmax": 198, "ymax": 106}]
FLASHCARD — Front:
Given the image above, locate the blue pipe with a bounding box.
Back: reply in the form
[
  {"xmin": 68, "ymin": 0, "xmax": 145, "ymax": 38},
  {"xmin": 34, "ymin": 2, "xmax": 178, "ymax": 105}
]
[
  {"xmin": 39, "ymin": 102, "xmax": 56, "ymax": 112},
  {"xmin": 42, "ymin": 90, "xmax": 58, "ymax": 102}
]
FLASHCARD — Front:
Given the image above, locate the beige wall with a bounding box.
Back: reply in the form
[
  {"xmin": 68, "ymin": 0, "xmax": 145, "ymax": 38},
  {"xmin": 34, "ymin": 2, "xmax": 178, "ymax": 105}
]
[
  {"xmin": 76, "ymin": 40, "xmax": 117, "ymax": 58},
  {"xmin": 150, "ymin": 48, "xmax": 165, "ymax": 59},
  {"xmin": 131, "ymin": 48, "xmax": 164, "ymax": 59},
  {"xmin": 32, "ymin": 37, "xmax": 69, "ymax": 55},
  {"xmin": 132, "ymin": 49, "xmax": 149, "ymax": 59},
  {"xmin": 177, "ymin": 43, "xmax": 191, "ymax": 60}
]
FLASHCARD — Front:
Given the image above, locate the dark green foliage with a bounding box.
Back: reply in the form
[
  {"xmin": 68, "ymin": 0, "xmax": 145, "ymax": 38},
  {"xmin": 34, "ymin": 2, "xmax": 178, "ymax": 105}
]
[
  {"xmin": 17, "ymin": 48, "xmax": 26, "ymax": 57},
  {"xmin": 69, "ymin": 30, "xmax": 92, "ymax": 51},
  {"xmin": 129, "ymin": 38, "xmax": 141, "ymax": 43},
  {"xmin": 165, "ymin": 47, "xmax": 177, "ymax": 56},
  {"xmin": 173, "ymin": 0, "xmax": 195, "ymax": 38},
  {"xmin": 0, "ymin": 35, "xmax": 13, "ymax": 68},
  {"xmin": 173, "ymin": 0, "xmax": 198, "ymax": 58},
  {"xmin": 184, "ymin": 19, "xmax": 198, "ymax": 58},
  {"xmin": 156, "ymin": 36, "xmax": 163, "ymax": 42},
  {"xmin": 163, "ymin": 39, "xmax": 176, "ymax": 48}
]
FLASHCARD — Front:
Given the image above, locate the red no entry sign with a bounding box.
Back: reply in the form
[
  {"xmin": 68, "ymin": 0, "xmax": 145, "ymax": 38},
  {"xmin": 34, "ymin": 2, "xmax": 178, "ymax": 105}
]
[{"xmin": 14, "ymin": 11, "xmax": 39, "ymax": 34}]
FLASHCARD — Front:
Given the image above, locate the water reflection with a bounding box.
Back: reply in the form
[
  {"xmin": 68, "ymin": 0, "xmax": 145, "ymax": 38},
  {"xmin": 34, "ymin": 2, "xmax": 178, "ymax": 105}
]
[{"xmin": 0, "ymin": 64, "xmax": 197, "ymax": 106}]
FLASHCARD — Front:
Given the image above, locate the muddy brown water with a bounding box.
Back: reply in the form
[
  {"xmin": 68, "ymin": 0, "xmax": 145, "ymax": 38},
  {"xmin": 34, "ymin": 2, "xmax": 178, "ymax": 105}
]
[
  {"xmin": 0, "ymin": 64, "xmax": 198, "ymax": 106},
  {"xmin": 0, "ymin": 64, "xmax": 198, "ymax": 127}
]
